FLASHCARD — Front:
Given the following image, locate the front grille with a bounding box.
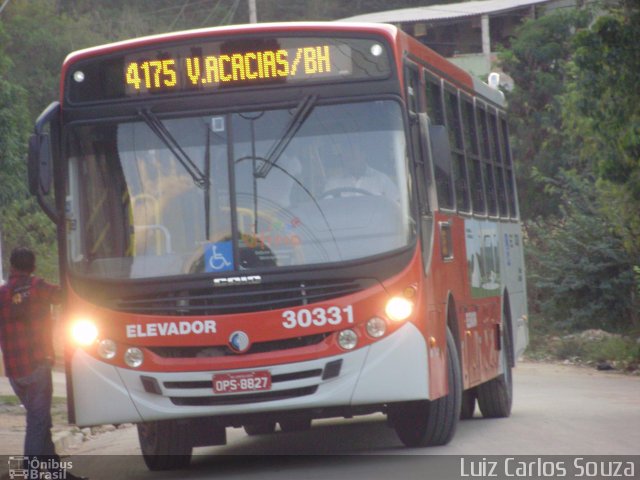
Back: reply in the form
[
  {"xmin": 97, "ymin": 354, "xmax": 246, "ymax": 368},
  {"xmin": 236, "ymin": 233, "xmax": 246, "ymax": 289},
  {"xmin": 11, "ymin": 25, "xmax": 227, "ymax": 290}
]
[
  {"xmin": 163, "ymin": 369, "xmax": 323, "ymax": 390},
  {"xmin": 149, "ymin": 332, "xmax": 330, "ymax": 358},
  {"xmin": 170, "ymin": 386, "xmax": 318, "ymax": 406},
  {"xmin": 109, "ymin": 278, "xmax": 374, "ymax": 316}
]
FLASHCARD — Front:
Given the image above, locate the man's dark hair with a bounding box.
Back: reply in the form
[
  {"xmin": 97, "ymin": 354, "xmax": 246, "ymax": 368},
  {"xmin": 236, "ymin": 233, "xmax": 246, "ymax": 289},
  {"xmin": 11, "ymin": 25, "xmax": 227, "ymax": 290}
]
[{"xmin": 10, "ymin": 247, "xmax": 36, "ymax": 273}]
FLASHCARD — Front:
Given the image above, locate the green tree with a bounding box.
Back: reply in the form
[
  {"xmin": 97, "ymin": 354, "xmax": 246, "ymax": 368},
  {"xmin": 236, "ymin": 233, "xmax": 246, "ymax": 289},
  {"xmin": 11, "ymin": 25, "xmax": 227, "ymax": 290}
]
[
  {"xmin": 59, "ymin": 0, "xmax": 242, "ymax": 39},
  {"xmin": 0, "ymin": 23, "xmax": 28, "ymax": 197},
  {"xmin": 499, "ymin": 9, "xmax": 591, "ymax": 221},
  {"xmin": 526, "ymin": 171, "xmax": 637, "ymax": 332},
  {"xmin": 2, "ymin": 0, "xmax": 108, "ymax": 119},
  {"xmin": 0, "ymin": 74, "xmax": 29, "ymax": 276},
  {"xmin": 0, "ymin": 76, "xmax": 28, "ymax": 204},
  {"xmin": 501, "ymin": 5, "xmax": 640, "ymax": 332},
  {"xmin": 1, "ymin": 200, "xmax": 59, "ymax": 281},
  {"xmin": 0, "ymin": 22, "xmax": 33, "ymax": 277},
  {"xmin": 564, "ymin": 2, "xmax": 640, "ymax": 263},
  {"xmin": 0, "ymin": 61, "xmax": 57, "ymax": 281}
]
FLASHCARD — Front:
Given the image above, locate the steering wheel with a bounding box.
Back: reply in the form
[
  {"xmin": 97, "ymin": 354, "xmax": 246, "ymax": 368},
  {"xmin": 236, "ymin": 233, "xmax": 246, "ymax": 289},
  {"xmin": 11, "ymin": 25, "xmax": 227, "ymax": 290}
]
[{"xmin": 320, "ymin": 187, "xmax": 373, "ymax": 199}]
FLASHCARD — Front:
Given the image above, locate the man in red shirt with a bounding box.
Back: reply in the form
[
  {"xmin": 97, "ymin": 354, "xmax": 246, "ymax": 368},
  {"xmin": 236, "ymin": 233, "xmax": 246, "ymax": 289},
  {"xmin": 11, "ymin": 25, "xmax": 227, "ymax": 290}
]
[{"xmin": 0, "ymin": 247, "xmax": 87, "ymax": 480}]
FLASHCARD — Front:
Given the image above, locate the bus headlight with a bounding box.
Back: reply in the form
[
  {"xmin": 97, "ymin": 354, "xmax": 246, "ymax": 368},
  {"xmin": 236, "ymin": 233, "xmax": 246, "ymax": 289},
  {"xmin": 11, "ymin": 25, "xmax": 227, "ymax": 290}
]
[
  {"xmin": 70, "ymin": 319, "xmax": 99, "ymax": 346},
  {"xmin": 337, "ymin": 329, "xmax": 358, "ymax": 350},
  {"xmin": 385, "ymin": 297, "xmax": 414, "ymax": 322},
  {"xmin": 124, "ymin": 347, "xmax": 144, "ymax": 368},
  {"xmin": 97, "ymin": 339, "xmax": 117, "ymax": 360},
  {"xmin": 366, "ymin": 317, "xmax": 387, "ymax": 338}
]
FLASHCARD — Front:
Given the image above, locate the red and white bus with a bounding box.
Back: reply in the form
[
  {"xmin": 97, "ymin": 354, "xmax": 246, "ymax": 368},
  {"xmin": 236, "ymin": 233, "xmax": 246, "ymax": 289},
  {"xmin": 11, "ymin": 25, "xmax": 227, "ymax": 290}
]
[{"xmin": 28, "ymin": 22, "xmax": 528, "ymax": 468}]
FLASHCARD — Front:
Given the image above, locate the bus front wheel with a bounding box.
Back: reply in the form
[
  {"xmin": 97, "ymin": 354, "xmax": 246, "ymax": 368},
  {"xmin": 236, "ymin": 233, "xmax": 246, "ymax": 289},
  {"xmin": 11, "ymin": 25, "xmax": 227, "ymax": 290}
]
[
  {"xmin": 389, "ymin": 327, "xmax": 462, "ymax": 447},
  {"xmin": 137, "ymin": 420, "xmax": 192, "ymax": 471}
]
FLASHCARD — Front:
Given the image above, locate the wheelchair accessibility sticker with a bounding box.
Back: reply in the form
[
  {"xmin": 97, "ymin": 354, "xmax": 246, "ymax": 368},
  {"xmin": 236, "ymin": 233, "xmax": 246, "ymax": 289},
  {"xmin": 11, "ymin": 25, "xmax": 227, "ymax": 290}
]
[{"xmin": 205, "ymin": 241, "xmax": 234, "ymax": 272}]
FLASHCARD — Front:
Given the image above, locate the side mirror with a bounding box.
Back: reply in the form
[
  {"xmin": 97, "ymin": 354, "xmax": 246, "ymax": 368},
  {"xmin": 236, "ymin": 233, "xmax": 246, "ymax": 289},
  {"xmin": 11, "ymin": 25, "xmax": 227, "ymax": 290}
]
[
  {"xmin": 28, "ymin": 132, "xmax": 52, "ymax": 196},
  {"xmin": 27, "ymin": 101, "xmax": 60, "ymax": 222},
  {"xmin": 417, "ymin": 113, "xmax": 432, "ymax": 180}
]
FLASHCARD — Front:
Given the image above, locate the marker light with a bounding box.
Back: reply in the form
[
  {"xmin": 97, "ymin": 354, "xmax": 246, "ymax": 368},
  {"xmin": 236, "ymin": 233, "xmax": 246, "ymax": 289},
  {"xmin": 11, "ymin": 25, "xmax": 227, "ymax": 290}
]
[
  {"xmin": 98, "ymin": 339, "xmax": 117, "ymax": 360},
  {"xmin": 71, "ymin": 319, "xmax": 99, "ymax": 346},
  {"xmin": 370, "ymin": 43, "xmax": 383, "ymax": 57},
  {"xmin": 385, "ymin": 297, "xmax": 414, "ymax": 322},
  {"xmin": 337, "ymin": 329, "xmax": 358, "ymax": 350},
  {"xmin": 366, "ymin": 317, "xmax": 387, "ymax": 338},
  {"xmin": 124, "ymin": 347, "xmax": 144, "ymax": 368}
]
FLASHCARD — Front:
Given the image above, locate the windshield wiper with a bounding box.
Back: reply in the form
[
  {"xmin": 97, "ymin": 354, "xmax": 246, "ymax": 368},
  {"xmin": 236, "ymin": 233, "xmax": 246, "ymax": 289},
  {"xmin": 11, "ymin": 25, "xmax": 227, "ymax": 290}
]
[
  {"xmin": 138, "ymin": 108, "xmax": 208, "ymax": 189},
  {"xmin": 255, "ymin": 94, "xmax": 317, "ymax": 179}
]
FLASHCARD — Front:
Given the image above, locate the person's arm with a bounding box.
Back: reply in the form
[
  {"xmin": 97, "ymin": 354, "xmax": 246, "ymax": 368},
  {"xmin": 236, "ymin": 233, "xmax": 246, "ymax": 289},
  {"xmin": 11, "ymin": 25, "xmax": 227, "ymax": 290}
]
[{"xmin": 36, "ymin": 278, "xmax": 62, "ymax": 306}]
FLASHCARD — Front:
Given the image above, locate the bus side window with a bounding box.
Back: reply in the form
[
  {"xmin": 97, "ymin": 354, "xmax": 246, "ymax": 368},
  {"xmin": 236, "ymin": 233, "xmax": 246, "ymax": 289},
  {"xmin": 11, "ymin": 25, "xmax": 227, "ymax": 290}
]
[
  {"xmin": 445, "ymin": 88, "xmax": 470, "ymax": 213},
  {"xmin": 462, "ymin": 96, "xmax": 486, "ymax": 215},
  {"xmin": 425, "ymin": 73, "xmax": 454, "ymax": 210},
  {"xmin": 500, "ymin": 116, "xmax": 518, "ymax": 218},
  {"xmin": 489, "ymin": 110, "xmax": 509, "ymax": 217},
  {"xmin": 425, "ymin": 74, "xmax": 445, "ymax": 125},
  {"xmin": 477, "ymin": 105, "xmax": 498, "ymax": 216},
  {"xmin": 429, "ymin": 125, "xmax": 455, "ymax": 211}
]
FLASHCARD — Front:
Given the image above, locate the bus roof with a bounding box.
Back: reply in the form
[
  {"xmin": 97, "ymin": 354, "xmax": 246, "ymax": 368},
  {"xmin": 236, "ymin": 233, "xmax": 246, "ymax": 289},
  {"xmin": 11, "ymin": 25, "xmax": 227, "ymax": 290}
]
[
  {"xmin": 61, "ymin": 21, "xmax": 503, "ymax": 107},
  {"xmin": 63, "ymin": 22, "xmax": 399, "ymax": 67}
]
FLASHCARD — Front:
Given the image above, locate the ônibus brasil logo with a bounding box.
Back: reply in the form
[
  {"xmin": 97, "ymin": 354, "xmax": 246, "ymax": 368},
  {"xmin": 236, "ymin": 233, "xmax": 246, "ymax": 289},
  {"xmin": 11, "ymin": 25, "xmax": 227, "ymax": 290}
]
[{"xmin": 8, "ymin": 456, "xmax": 73, "ymax": 479}]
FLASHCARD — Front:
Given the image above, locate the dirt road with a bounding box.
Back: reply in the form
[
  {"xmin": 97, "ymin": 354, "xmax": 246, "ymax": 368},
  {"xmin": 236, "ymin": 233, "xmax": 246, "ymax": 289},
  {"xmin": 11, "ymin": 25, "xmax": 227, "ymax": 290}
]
[{"xmin": 1, "ymin": 361, "xmax": 638, "ymax": 479}]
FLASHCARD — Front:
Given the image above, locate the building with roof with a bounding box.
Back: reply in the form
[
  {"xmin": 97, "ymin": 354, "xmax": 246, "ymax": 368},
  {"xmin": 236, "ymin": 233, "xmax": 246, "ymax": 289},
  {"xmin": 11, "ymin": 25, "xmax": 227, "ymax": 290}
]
[{"xmin": 341, "ymin": 0, "xmax": 594, "ymax": 81}]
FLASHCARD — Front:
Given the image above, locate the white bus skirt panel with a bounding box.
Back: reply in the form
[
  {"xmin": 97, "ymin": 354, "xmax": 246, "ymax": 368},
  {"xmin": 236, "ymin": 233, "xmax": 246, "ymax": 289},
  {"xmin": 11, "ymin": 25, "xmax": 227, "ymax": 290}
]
[
  {"xmin": 71, "ymin": 352, "xmax": 144, "ymax": 426},
  {"xmin": 71, "ymin": 322, "xmax": 430, "ymax": 426}
]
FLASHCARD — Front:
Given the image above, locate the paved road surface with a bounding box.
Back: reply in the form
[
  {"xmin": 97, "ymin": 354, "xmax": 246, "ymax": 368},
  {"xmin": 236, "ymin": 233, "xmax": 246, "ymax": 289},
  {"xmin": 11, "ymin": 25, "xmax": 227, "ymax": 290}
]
[{"xmin": 8, "ymin": 361, "xmax": 633, "ymax": 479}]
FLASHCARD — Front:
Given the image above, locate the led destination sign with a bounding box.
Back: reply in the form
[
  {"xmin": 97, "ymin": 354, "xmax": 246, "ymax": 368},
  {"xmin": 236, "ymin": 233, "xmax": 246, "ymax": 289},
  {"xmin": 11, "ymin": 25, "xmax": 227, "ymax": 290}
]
[
  {"xmin": 67, "ymin": 36, "xmax": 391, "ymax": 103},
  {"xmin": 126, "ymin": 45, "xmax": 341, "ymax": 93}
]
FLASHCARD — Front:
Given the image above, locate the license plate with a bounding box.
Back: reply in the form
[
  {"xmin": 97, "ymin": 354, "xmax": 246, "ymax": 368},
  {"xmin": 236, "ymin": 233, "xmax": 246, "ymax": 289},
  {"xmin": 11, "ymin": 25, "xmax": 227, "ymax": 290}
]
[{"xmin": 212, "ymin": 371, "xmax": 271, "ymax": 394}]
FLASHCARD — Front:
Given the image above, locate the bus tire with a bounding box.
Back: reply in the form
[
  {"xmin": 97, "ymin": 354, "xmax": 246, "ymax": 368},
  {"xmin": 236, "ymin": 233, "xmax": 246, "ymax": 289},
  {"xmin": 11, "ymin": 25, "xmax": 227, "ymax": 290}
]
[
  {"xmin": 137, "ymin": 420, "xmax": 192, "ymax": 471},
  {"xmin": 244, "ymin": 422, "xmax": 276, "ymax": 436},
  {"xmin": 460, "ymin": 388, "xmax": 476, "ymax": 419},
  {"xmin": 390, "ymin": 327, "xmax": 462, "ymax": 447},
  {"xmin": 477, "ymin": 321, "xmax": 513, "ymax": 418}
]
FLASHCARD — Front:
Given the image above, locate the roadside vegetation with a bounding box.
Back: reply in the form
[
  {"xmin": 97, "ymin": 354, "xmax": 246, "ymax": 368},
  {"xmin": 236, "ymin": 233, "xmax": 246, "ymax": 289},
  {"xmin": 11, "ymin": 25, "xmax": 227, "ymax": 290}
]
[
  {"xmin": 1, "ymin": 0, "xmax": 638, "ymax": 370},
  {"xmin": 498, "ymin": 1, "xmax": 640, "ymax": 370},
  {"xmin": 526, "ymin": 329, "xmax": 640, "ymax": 374}
]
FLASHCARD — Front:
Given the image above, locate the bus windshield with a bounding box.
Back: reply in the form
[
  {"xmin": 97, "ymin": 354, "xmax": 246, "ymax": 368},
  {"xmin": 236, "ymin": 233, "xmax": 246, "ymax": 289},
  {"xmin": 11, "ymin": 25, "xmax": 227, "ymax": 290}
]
[{"xmin": 66, "ymin": 99, "xmax": 414, "ymax": 279}]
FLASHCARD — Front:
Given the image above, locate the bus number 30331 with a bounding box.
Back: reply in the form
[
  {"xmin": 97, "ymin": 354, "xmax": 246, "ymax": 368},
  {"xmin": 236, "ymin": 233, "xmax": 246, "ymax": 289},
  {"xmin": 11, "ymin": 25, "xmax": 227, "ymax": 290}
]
[{"xmin": 282, "ymin": 305, "xmax": 354, "ymax": 329}]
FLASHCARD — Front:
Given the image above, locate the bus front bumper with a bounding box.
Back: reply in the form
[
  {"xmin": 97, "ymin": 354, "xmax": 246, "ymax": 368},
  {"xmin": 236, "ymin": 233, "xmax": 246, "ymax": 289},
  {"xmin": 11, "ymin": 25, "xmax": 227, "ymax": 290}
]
[{"xmin": 71, "ymin": 322, "xmax": 429, "ymax": 426}]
